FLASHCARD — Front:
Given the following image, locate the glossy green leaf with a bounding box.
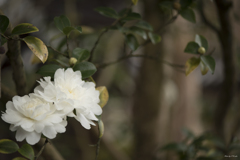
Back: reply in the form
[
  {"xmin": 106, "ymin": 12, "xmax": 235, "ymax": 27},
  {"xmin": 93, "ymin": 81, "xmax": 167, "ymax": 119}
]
[
  {"xmin": 132, "ymin": 0, "xmax": 138, "ymax": 5},
  {"xmin": 184, "ymin": 41, "xmax": 200, "ymax": 54},
  {"xmin": 95, "ymin": 7, "xmax": 119, "ymax": 19},
  {"xmin": 0, "ymin": 139, "xmax": 19, "ymax": 154},
  {"xmin": 23, "ymin": 36, "xmax": 48, "ymax": 63},
  {"xmin": 130, "ymin": 26, "xmax": 147, "ymax": 40},
  {"xmin": 200, "ymin": 55, "xmax": 215, "ymax": 74},
  {"xmin": 185, "ymin": 57, "xmax": 200, "ymax": 76},
  {"xmin": 12, "ymin": 157, "xmax": 28, "ymax": 160},
  {"xmin": 125, "ymin": 34, "xmax": 139, "ymax": 51},
  {"xmin": 200, "ymin": 61, "xmax": 209, "ymax": 75},
  {"xmin": 0, "ymin": 15, "xmax": 9, "ymax": 34},
  {"xmin": 148, "ymin": 32, "xmax": 161, "ymax": 44},
  {"xmin": 195, "ymin": 34, "xmax": 208, "ymax": 51},
  {"xmin": 96, "ymin": 86, "xmax": 109, "ymax": 108},
  {"xmin": 135, "ymin": 20, "xmax": 153, "ymax": 31},
  {"xmin": 11, "ymin": 23, "xmax": 39, "ymax": 36},
  {"xmin": 73, "ymin": 62, "xmax": 97, "ymax": 79},
  {"xmin": 36, "ymin": 64, "xmax": 62, "ymax": 77},
  {"xmin": 72, "ymin": 48, "xmax": 90, "ymax": 62},
  {"xmin": 18, "ymin": 144, "xmax": 34, "ymax": 160},
  {"xmin": 54, "ymin": 15, "xmax": 71, "ymax": 32},
  {"xmin": 122, "ymin": 12, "xmax": 141, "ymax": 21},
  {"xmin": 161, "ymin": 143, "xmax": 187, "ymax": 152},
  {"xmin": 180, "ymin": 8, "xmax": 196, "ymax": 23},
  {"xmin": 98, "ymin": 120, "xmax": 104, "ymax": 138}
]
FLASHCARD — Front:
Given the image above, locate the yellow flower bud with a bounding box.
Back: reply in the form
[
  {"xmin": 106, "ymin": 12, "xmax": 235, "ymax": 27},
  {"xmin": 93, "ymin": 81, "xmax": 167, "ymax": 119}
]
[
  {"xmin": 198, "ymin": 47, "xmax": 206, "ymax": 54},
  {"xmin": 69, "ymin": 57, "xmax": 78, "ymax": 66},
  {"xmin": 173, "ymin": 2, "xmax": 181, "ymax": 11}
]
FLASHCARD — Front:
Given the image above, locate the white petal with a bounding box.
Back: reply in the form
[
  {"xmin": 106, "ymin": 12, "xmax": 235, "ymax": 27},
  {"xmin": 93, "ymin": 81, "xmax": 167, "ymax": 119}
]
[
  {"xmin": 42, "ymin": 126, "xmax": 57, "ymax": 139},
  {"xmin": 26, "ymin": 131, "xmax": 41, "ymax": 145},
  {"xmin": 16, "ymin": 128, "xmax": 27, "ymax": 142},
  {"xmin": 34, "ymin": 123, "xmax": 44, "ymax": 133},
  {"xmin": 54, "ymin": 68, "xmax": 65, "ymax": 79},
  {"xmin": 91, "ymin": 105, "xmax": 102, "ymax": 115},
  {"xmin": 19, "ymin": 118, "xmax": 34, "ymax": 131},
  {"xmin": 75, "ymin": 114, "xmax": 91, "ymax": 130},
  {"xmin": 54, "ymin": 123, "xmax": 66, "ymax": 133}
]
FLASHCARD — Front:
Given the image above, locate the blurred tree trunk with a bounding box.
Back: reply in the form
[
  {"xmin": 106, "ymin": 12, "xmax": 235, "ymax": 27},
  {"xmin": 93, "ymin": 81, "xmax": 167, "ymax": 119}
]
[
  {"xmin": 132, "ymin": 0, "xmax": 163, "ymax": 159},
  {"xmin": 213, "ymin": 0, "xmax": 236, "ymax": 139}
]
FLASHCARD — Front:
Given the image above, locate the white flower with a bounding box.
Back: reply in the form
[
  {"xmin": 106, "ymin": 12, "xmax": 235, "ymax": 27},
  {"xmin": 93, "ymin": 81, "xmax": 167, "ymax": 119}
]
[
  {"xmin": 34, "ymin": 68, "xmax": 102, "ymax": 129},
  {"xmin": 1, "ymin": 95, "xmax": 67, "ymax": 145}
]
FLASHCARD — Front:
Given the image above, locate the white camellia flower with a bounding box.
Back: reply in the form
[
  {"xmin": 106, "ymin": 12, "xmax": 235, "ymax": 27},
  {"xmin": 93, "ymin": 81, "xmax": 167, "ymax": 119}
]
[
  {"xmin": 34, "ymin": 68, "xmax": 102, "ymax": 130},
  {"xmin": 1, "ymin": 95, "xmax": 67, "ymax": 145}
]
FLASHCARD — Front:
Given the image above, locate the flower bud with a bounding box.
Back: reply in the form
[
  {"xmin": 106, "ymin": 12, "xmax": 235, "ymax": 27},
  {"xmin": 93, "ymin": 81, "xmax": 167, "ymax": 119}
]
[
  {"xmin": 69, "ymin": 57, "xmax": 78, "ymax": 66},
  {"xmin": 173, "ymin": 2, "xmax": 181, "ymax": 11},
  {"xmin": 198, "ymin": 47, "xmax": 206, "ymax": 54}
]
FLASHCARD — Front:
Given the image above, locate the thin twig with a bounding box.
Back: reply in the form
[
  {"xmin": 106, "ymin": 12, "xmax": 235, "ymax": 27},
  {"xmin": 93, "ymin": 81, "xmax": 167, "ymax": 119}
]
[
  {"xmin": 89, "ymin": 3, "xmax": 133, "ymax": 62},
  {"xmin": 66, "ymin": 36, "xmax": 71, "ymax": 57},
  {"xmin": 96, "ymin": 54, "xmax": 185, "ymax": 70},
  {"xmin": 35, "ymin": 138, "xmax": 49, "ymax": 160},
  {"xmin": 199, "ymin": 1, "xmax": 219, "ymax": 33},
  {"xmin": 47, "ymin": 45, "xmax": 68, "ymax": 57},
  {"xmin": 95, "ymin": 138, "xmax": 101, "ymax": 160}
]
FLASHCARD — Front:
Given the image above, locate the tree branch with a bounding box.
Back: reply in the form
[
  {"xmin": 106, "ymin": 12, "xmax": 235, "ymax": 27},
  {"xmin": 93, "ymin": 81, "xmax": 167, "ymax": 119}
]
[
  {"xmin": 199, "ymin": 1, "xmax": 220, "ymax": 33},
  {"xmin": 89, "ymin": 3, "xmax": 133, "ymax": 62},
  {"xmin": 0, "ymin": 11, "xmax": 27, "ymax": 96},
  {"xmin": 213, "ymin": 0, "xmax": 236, "ymax": 139}
]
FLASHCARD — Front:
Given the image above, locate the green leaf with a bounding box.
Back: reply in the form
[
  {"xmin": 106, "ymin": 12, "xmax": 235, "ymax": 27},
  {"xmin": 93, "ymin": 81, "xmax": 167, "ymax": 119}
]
[
  {"xmin": 0, "ymin": 15, "xmax": 9, "ymax": 34},
  {"xmin": 195, "ymin": 34, "xmax": 208, "ymax": 51},
  {"xmin": 130, "ymin": 26, "xmax": 147, "ymax": 40},
  {"xmin": 161, "ymin": 143, "xmax": 187, "ymax": 152},
  {"xmin": 125, "ymin": 34, "xmax": 139, "ymax": 51},
  {"xmin": 0, "ymin": 139, "xmax": 19, "ymax": 154},
  {"xmin": 0, "ymin": 36, "xmax": 7, "ymax": 46},
  {"xmin": 181, "ymin": 128, "xmax": 195, "ymax": 139},
  {"xmin": 180, "ymin": 8, "xmax": 196, "ymax": 23},
  {"xmin": 62, "ymin": 26, "xmax": 82, "ymax": 36},
  {"xmin": 96, "ymin": 86, "xmax": 109, "ymax": 108},
  {"xmin": 148, "ymin": 32, "xmax": 161, "ymax": 44},
  {"xmin": 185, "ymin": 57, "xmax": 200, "ymax": 76},
  {"xmin": 72, "ymin": 48, "xmax": 90, "ymax": 62},
  {"xmin": 122, "ymin": 12, "xmax": 141, "ymax": 21},
  {"xmin": 11, "ymin": 23, "xmax": 39, "ymax": 36},
  {"xmin": 159, "ymin": 1, "xmax": 173, "ymax": 13},
  {"xmin": 200, "ymin": 55, "xmax": 215, "ymax": 74},
  {"xmin": 12, "ymin": 157, "xmax": 28, "ymax": 160},
  {"xmin": 135, "ymin": 20, "xmax": 153, "ymax": 31},
  {"xmin": 75, "ymin": 26, "xmax": 82, "ymax": 33},
  {"xmin": 98, "ymin": 120, "xmax": 104, "ymax": 138},
  {"xmin": 23, "ymin": 36, "xmax": 48, "ymax": 63},
  {"xmin": 73, "ymin": 62, "xmax": 97, "ymax": 79},
  {"xmin": 36, "ymin": 64, "xmax": 62, "ymax": 77},
  {"xmin": 54, "ymin": 15, "xmax": 71, "ymax": 32},
  {"xmin": 132, "ymin": 0, "xmax": 138, "ymax": 5},
  {"xmin": 95, "ymin": 7, "xmax": 119, "ymax": 19},
  {"xmin": 200, "ymin": 61, "xmax": 209, "ymax": 75},
  {"xmin": 62, "ymin": 26, "xmax": 75, "ymax": 36},
  {"xmin": 18, "ymin": 144, "xmax": 34, "ymax": 160},
  {"xmin": 184, "ymin": 41, "xmax": 200, "ymax": 54},
  {"xmin": 180, "ymin": 0, "xmax": 193, "ymax": 8}
]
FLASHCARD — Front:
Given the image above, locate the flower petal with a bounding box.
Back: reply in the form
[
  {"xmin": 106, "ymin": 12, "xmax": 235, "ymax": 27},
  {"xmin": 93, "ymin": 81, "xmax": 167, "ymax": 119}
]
[{"xmin": 26, "ymin": 131, "xmax": 41, "ymax": 145}]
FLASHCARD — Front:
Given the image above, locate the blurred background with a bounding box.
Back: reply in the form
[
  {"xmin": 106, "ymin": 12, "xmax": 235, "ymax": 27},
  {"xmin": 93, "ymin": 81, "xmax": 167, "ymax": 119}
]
[{"xmin": 0, "ymin": 0, "xmax": 240, "ymax": 159}]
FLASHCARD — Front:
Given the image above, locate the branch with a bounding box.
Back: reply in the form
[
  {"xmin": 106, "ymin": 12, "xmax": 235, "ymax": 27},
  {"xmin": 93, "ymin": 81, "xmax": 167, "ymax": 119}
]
[
  {"xmin": 199, "ymin": 1, "xmax": 220, "ymax": 33},
  {"xmin": 36, "ymin": 138, "xmax": 65, "ymax": 160},
  {"xmin": 0, "ymin": 11, "xmax": 27, "ymax": 96},
  {"xmin": 89, "ymin": 3, "xmax": 133, "ymax": 62},
  {"xmin": 1, "ymin": 83, "xmax": 16, "ymax": 101},
  {"xmin": 96, "ymin": 54, "xmax": 184, "ymax": 71},
  {"xmin": 35, "ymin": 138, "xmax": 49, "ymax": 160}
]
